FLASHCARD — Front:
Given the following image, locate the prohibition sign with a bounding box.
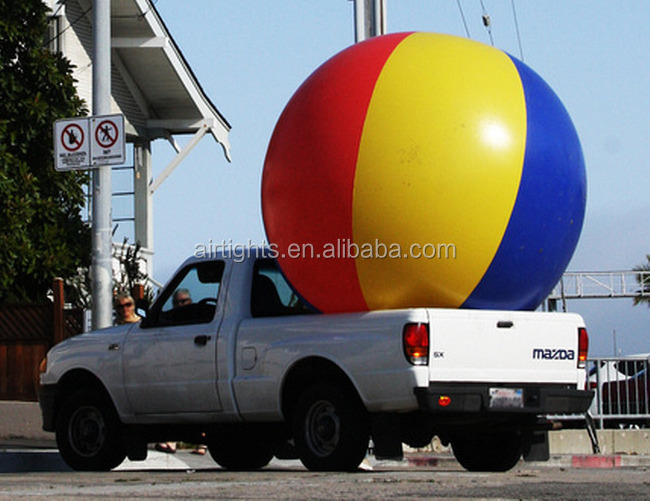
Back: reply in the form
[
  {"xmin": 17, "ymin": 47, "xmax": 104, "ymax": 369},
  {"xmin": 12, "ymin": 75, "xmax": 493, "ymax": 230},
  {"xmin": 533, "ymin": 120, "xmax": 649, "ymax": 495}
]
[
  {"xmin": 95, "ymin": 119, "xmax": 119, "ymax": 149},
  {"xmin": 61, "ymin": 123, "xmax": 85, "ymax": 152}
]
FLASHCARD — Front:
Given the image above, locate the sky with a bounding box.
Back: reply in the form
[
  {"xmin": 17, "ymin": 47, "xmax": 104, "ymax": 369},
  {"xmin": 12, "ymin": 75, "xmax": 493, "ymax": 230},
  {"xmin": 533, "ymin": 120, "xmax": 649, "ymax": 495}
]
[{"xmin": 115, "ymin": 1, "xmax": 649, "ymax": 357}]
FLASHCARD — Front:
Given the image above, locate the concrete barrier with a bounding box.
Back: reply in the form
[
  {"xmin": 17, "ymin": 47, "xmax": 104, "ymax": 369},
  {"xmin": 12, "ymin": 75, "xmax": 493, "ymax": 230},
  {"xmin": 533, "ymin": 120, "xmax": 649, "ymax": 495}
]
[{"xmin": 549, "ymin": 429, "xmax": 650, "ymax": 455}]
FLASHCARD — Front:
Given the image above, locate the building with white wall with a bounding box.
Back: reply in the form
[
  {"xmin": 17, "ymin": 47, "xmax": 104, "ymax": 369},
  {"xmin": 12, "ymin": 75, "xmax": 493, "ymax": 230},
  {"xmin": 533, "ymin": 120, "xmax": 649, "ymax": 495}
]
[{"xmin": 44, "ymin": 0, "xmax": 231, "ymax": 283}]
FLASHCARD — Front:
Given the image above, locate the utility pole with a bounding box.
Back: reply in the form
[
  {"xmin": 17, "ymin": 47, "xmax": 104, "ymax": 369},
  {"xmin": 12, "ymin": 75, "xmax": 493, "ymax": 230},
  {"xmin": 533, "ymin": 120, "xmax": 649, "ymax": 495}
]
[
  {"xmin": 353, "ymin": 0, "xmax": 386, "ymax": 43},
  {"xmin": 91, "ymin": 0, "xmax": 113, "ymax": 329}
]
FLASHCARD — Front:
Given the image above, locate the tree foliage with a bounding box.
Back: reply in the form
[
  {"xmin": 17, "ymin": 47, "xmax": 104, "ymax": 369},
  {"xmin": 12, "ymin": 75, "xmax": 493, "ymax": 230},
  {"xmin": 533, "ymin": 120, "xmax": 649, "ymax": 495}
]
[
  {"xmin": 0, "ymin": 0, "xmax": 90, "ymax": 303},
  {"xmin": 113, "ymin": 238, "xmax": 155, "ymax": 304},
  {"xmin": 633, "ymin": 254, "xmax": 650, "ymax": 308},
  {"xmin": 65, "ymin": 239, "xmax": 155, "ymax": 310}
]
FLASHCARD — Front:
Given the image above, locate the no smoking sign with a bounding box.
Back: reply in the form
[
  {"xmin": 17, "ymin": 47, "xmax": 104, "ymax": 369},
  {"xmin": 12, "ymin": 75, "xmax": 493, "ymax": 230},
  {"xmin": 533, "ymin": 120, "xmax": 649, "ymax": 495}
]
[{"xmin": 54, "ymin": 114, "xmax": 125, "ymax": 171}]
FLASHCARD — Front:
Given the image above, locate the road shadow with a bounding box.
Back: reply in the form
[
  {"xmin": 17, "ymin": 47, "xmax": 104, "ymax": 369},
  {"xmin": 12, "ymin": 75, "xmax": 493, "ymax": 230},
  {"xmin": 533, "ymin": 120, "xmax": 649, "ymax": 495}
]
[{"xmin": 0, "ymin": 450, "xmax": 73, "ymax": 473}]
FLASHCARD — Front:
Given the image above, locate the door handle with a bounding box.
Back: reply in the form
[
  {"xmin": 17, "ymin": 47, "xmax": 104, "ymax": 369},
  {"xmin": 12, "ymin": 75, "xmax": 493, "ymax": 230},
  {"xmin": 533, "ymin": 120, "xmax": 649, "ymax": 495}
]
[{"xmin": 194, "ymin": 335, "xmax": 211, "ymax": 346}]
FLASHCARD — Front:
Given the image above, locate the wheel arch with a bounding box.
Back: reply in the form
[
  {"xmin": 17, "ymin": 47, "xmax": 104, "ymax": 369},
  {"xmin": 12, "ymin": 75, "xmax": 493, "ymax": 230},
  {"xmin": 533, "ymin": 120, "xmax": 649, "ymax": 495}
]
[
  {"xmin": 54, "ymin": 369, "xmax": 118, "ymax": 426},
  {"xmin": 280, "ymin": 356, "xmax": 363, "ymax": 422}
]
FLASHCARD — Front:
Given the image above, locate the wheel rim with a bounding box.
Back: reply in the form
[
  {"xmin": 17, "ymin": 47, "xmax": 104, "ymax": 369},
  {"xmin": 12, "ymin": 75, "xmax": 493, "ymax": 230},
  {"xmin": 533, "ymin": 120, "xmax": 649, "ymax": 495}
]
[
  {"xmin": 68, "ymin": 405, "xmax": 106, "ymax": 457},
  {"xmin": 305, "ymin": 399, "xmax": 340, "ymax": 457}
]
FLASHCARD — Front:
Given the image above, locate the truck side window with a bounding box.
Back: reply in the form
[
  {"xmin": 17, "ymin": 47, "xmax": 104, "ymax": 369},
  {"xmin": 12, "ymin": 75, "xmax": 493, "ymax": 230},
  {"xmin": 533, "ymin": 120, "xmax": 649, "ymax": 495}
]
[
  {"xmin": 146, "ymin": 260, "xmax": 225, "ymax": 327},
  {"xmin": 251, "ymin": 259, "xmax": 313, "ymax": 318}
]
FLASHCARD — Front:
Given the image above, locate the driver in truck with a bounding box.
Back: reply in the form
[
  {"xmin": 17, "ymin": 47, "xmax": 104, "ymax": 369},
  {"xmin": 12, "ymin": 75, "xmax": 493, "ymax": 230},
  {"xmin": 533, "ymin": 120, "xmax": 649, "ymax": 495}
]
[{"xmin": 173, "ymin": 288, "xmax": 192, "ymax": 308}]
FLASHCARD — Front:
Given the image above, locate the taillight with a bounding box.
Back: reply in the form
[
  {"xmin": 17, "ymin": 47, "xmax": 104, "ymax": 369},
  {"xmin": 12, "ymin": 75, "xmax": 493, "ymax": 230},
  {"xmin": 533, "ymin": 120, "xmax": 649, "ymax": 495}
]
[
  {"xmin": 403, "ymin": 323, "xmax": 429, "ymax": 366},
  {"xmin": 578, "ymin": 327, "xmax": 588, "ymax": 368},
  {"xmin": 438, "ymin": 395, "xmax": 452, "ymax": 407}
]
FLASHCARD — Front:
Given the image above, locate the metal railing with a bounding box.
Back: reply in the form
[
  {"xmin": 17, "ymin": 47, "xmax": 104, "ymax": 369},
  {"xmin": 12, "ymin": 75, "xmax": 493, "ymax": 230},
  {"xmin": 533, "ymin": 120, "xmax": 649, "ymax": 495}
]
[
  {"xmin": 546, "ymin": 270, "xmax": 650, "ymax": 312},
  {"xmin": 586, "ymin": 355, "xmax": 650, "ymax": 429},
  {"xmin": 548, "ymin": 271, "xmax": 650, "ymax": 300},
  {"xmin": 547, "ymin": 355, "xmax": 650, "ymax": 432}
]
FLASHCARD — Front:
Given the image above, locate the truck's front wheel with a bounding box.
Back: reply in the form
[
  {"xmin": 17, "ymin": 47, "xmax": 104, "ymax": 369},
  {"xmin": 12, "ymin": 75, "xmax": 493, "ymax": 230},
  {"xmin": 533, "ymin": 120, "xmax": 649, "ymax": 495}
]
[
  {"xmin": 450, "ymin": 430, "xmax": 523, "ymax": 472},
  {"xmin": 292, "ymin": 383, "xmax": 369, "ymax": 472},
  {"xmin": 55, "ymin": 390, "xmax": 126, "ymax": 471}
]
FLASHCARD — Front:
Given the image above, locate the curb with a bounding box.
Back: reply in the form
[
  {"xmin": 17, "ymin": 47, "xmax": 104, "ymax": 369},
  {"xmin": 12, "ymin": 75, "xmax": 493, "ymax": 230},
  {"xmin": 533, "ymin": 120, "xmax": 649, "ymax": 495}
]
[
  {"xmin": 571, "ymin": 455, "xmax": 622, "ymax": 468},
  {"xmin": 404, "ymin": 454, "xmax": 458, "ymax": 469},
  {"xmin": 399, "ymin": 453, "xmax": 650, "ymax": 470}
]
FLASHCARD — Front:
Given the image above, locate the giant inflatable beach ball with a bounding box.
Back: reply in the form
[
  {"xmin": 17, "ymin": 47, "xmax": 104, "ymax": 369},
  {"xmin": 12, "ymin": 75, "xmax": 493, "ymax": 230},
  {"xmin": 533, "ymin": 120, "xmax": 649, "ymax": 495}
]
[{"xmin": 262, "ymin": 32, "xmax": 586, "ymax": 313}]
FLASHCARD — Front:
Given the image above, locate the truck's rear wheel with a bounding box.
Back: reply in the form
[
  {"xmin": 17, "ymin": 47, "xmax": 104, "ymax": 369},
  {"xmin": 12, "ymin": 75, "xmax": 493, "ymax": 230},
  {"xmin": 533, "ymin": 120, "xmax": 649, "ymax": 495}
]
[
  {"xmin": 55, "ymin": 390, "xmax": 126, "ymax": 471},
  {"xmin": 451, "ymin": 431, "xmax": 523, "ymax": 472},
  {"xmin": 207, "ymin": 433, "xmax": 273, "ymax": 470},
  {"xmin": 292, "ymin": 383, "xmax": 369, "ymax": 472}
]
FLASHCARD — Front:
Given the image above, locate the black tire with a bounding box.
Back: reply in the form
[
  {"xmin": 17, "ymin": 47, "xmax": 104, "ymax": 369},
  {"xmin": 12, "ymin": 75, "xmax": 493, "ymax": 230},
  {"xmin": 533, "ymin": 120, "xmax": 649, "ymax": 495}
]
[
  {"xmin": 207, "ymin": 433, "xmax": 273, "ymax": 471},
  {"xmin": 55, "ymin": 390, "xmax": 126, "ymax": 471},
  {"xmin": 292, "ymin": 383, "xmax": 369, "ymax": 472},
  {"xmin": 451, "ymin": 431, "xmax": 523, "ymax": 472}
]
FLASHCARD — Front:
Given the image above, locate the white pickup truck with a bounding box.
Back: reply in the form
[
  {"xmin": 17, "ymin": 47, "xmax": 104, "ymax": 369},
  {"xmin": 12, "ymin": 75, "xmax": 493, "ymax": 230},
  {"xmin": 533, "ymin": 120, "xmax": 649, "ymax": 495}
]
[{"xmin": 39, "ymin": 249, "xmax": 593, "ymax": 472}]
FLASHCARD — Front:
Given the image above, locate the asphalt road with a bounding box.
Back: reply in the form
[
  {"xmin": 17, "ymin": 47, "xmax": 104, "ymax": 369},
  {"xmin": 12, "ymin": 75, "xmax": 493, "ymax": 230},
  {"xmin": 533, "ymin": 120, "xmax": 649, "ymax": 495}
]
[{"xmin": 0, "ymin": 448, "xmax": 648, "ymax": 500}]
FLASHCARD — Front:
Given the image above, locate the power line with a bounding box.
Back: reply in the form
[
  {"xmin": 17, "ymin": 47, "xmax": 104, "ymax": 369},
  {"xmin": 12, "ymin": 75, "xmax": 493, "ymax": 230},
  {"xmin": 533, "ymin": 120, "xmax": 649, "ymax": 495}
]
[
  {"xmin": 479, "ymin": 0, "xmax": 494, "ymax": 46},
  {"xmin": 138, "ymin": 0, "xmax": 159, "ymax": 21},
  {"xmin": 48, "ymin": 0, "xmax": 66, "ymax": 19},
  {"xmin": 455, "ymin": 0, "xmax": 471, "ymax": 38},
  {"xmin": 113, "ymin": 0, "xmax": 160, "ymax": 20},
  {"xmin": 45, "ymin": 0, "xmax": 161, "ymax": 50},
  {"xmin": 511, "ymin": 0, "xmax": 524, "ymax": 61},
  {"xmin": 43, "ymin": 4, "xmax": 93, "ymax": 49}
]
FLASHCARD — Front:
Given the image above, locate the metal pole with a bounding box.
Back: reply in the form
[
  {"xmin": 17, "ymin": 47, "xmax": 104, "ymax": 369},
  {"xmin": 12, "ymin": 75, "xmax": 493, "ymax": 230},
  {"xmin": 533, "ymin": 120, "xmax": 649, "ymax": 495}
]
[
  {"xmin": 91, "ymin": 0, "xmax": 113, "ymax": 329},
  {"xmin": 353, "ymin": 0, "xmax": 385, "ymax": 43},
  {"xmin": 353, "ymin": 0, "xmax": 366, "ymax": 43},
  {"xmin": 373, "ymin": 0, "xmax": 386, "ymax": 37}
]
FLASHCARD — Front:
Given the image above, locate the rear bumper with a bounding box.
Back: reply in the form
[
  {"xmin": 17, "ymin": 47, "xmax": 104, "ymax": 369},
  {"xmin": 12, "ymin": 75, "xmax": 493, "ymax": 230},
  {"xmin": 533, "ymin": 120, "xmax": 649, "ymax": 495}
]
[{"xmin": 415, "ymin": 384, "xmax": 594, "ymax": 415}]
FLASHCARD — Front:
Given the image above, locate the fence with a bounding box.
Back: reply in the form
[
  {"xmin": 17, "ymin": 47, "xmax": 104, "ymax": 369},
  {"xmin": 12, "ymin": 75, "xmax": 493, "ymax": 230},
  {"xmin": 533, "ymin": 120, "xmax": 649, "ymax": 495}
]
[
  {"xmin": 0, "ymin": 280, "xmax": 83, "ymax": 401},
  {"xmin": 586, "ymin": 355, "xmax": 650, "ymax": 429}
]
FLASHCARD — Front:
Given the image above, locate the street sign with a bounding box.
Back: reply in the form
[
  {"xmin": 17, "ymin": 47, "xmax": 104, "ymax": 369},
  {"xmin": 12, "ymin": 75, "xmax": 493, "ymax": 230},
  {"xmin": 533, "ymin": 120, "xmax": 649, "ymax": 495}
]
[
  {"xmin": 54, "ymin": 118, "xmax": 90, "ymax": 171},
  {"xmin": 54, "ymin": 114, "xmax": 126, "ymax": 171},
  {"xmin": 91, "ymin": 115, "xmax": 125, "ymax": 166}
]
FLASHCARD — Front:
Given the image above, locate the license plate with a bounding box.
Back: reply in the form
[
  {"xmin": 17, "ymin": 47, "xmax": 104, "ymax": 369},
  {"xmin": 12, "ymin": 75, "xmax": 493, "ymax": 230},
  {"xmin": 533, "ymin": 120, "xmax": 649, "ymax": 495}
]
[{"xmin": 489, "ymin": 388, "xmax": 523, "ymax": 409}]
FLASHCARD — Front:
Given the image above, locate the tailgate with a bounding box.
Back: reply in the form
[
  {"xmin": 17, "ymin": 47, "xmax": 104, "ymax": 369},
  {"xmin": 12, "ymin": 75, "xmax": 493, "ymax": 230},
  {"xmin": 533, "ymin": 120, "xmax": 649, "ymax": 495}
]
[{"xmin": 426, "ymin": 309, "xmax": 585, "ymax": 386}]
